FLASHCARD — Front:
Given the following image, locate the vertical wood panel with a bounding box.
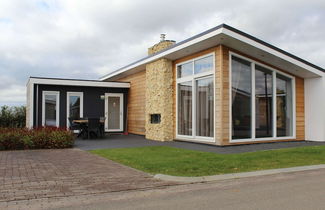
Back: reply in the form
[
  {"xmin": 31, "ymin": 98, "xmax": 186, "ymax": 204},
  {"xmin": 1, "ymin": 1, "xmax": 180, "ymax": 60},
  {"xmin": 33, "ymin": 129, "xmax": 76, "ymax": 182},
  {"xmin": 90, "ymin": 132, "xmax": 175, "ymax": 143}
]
[
  {"xmin": 220, "ymin": 46, "xmax": 230, "ymax": 145},
  {"xmin": 117, "ymin": 70, "xmax": 146, "ymax": 135},
  {"xmin": 295, "ymin": 77, "xmax": 305, "ymax": 140}
]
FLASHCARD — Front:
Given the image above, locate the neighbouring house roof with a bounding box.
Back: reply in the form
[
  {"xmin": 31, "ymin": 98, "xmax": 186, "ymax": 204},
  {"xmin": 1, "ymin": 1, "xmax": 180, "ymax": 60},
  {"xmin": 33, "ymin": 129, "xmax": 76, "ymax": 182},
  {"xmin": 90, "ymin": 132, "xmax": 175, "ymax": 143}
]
[
  {"xmin": 27, "ymin": 76, "xmax": 130, "ymax": 88},
  {"xmin": 100, "ymin": 24, "xmax": 324, "ymax": 81}
]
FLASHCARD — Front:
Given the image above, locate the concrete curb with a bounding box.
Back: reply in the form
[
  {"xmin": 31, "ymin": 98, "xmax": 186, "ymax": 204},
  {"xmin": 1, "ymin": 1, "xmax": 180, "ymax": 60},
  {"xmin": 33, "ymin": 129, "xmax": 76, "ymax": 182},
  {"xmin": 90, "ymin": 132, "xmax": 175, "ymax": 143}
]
[{"xmin": 154, "ymin": 164, "xmax": 325, "ymax": 183}]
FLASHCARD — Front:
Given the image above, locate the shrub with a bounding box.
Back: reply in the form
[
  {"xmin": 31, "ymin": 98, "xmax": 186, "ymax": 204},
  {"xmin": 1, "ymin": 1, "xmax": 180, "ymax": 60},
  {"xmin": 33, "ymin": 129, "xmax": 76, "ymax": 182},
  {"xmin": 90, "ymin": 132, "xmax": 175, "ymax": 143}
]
[
  {"xmin": 0, "ymin": 105, "xmax": 26, "ymax": 128},
  {"xmin": 0, "ymin": 127, "xmax": 75, "ymax": 151}
]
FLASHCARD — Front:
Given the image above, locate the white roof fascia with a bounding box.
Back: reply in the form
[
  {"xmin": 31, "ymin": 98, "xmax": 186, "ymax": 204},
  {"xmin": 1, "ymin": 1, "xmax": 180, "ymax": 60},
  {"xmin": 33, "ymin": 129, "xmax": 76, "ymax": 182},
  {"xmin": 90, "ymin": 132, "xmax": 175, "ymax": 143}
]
[
  {"xmin": 28, "ymin": 78, "xmax": 130, "ymax": 88},
  {"xmin": 222, "ymin": 28, "xmax": 324, "ymax": 77},
  {"xmin": 100, "ymin": 26, "xmax": 324, "ymax": 81}
]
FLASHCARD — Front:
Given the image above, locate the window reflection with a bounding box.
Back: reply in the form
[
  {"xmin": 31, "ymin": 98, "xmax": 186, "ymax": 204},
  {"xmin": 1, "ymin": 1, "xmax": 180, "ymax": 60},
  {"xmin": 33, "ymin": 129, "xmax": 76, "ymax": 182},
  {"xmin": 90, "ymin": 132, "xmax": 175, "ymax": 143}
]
[
  {"xmin": 194, "ymin": 56, "xmax": 213, "ymax": 74},
  {"xmin": 276, "ymin": 74, "xmax": 293, "ymax": 137},
  {"xmin": 45, "ymin": 94, "xmax": 57, "ymax": 126},
  {"xmin": 69, "ymin": 96, "xmax": 80, "ymax": 119},
  {"xmin": 255, "ymin": 65, "xmax": 273, "ymax": 138},
  {"xmin": 231, "ymin": 56, "xmax": 252, "ymax": 139},
  {"xmin": 178, "ymin": 82, "xmax": 192, "ymax": 135},
  {"xmin": 196, "ymin": 77, "xmax": 214, "ymax": 137},
  {"xmin": 177, "ymin": 62, "xmax": 192, "ymax": 78}
]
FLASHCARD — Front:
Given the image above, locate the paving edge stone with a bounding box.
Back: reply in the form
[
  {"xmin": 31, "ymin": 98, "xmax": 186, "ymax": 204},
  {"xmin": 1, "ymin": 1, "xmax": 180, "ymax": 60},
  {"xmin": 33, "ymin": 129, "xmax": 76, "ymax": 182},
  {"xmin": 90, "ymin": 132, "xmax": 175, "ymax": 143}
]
[{"xmin": 154, "ymin": 164, "xmax": 325, "ymax": 183}]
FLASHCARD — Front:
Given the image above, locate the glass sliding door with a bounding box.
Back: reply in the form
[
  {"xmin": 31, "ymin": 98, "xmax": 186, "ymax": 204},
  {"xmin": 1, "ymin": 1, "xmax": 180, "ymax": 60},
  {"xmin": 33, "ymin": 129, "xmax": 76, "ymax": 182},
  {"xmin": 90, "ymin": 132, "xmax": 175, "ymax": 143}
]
[
  {"xmin": 231, "ymin": 56, "xmax": 252, "ymax": 139},
  {"xmin": 196, "ymin": 77, "xmax": 214, "ymax": 137},
  {"xmin": 276, "ymin": 74, "xmax": 293, "ymax": 137},
  {"xmin": 42, "ymin": 91, "xmax": 59, "ymax": 127},
  {"xmin": 176, "ymin": 53, "xmax": 214, "ymax": 141},
  {"xmin": 255, "ymin": 65, "xmax": 273, "ymax": 138},
  {"xmin": 178, "ymin": 81, "xmax": 193, "ymax": 136}
]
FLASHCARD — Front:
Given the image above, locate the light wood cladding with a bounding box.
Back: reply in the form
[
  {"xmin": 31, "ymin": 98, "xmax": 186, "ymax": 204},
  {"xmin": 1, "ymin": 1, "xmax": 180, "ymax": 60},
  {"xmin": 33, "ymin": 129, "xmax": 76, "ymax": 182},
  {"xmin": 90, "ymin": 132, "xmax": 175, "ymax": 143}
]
[
  {"xmin": 295, "ymin": 77, "xmax": 305, "ymax": 140},
  {"xmin": 117, "ymin": 70, "xmax": 146, "ymax": 135},
  {"xmin": 218, "ymin": 45, "xmax": 230, "ymax": 145}
]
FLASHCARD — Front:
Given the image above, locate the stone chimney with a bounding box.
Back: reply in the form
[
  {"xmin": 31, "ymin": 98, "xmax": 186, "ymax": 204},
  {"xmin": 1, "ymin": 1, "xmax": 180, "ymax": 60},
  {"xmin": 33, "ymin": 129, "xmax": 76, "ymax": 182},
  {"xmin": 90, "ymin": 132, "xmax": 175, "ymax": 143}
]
[
  {"xmin": 145, "ymin": 34, "xmax": 175, "ymax": 141},
  {"xmin": 148, "ymin": 34, "xmax": 176, "ymax": 55}
]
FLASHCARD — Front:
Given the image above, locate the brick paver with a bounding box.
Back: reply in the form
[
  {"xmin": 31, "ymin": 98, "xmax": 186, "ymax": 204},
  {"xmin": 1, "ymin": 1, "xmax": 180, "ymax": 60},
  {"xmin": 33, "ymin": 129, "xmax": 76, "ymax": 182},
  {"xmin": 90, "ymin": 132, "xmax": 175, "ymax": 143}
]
[{"xmin": 0, "ymin": 149, "xmax": 174, "ymax": 205}]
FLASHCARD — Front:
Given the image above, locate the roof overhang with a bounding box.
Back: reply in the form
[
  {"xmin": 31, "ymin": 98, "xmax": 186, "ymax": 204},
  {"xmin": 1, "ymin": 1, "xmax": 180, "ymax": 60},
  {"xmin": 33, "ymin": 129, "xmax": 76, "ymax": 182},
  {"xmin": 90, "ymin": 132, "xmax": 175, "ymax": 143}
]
[
  {"xmin": 27, "ymin": 77, "xmax": 130, "ymax": 88},
  {"xmin": 100, "ymin": 24, "xmax": 324, "ymax": 81}
]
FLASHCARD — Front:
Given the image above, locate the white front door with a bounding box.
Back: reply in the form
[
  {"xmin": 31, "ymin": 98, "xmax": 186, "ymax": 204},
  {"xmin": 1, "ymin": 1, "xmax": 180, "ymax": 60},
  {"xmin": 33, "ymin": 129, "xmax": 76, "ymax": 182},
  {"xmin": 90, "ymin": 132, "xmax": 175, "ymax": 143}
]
[{"xmin": 105, "ymin": 93, "xmax": 123, "ymax": 132}]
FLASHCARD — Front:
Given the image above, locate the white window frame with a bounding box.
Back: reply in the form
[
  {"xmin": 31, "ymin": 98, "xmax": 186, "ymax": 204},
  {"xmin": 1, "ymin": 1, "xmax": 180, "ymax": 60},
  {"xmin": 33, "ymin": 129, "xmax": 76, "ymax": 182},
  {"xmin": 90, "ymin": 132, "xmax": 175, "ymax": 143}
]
[
  {"xmin": 42, "ymin": 91, "xmax": 60, "ymax": 127},
  {"xmin": 66, "ymin": 92, "xmax": 84, "ymax": 129},
  {"xmin": 229, "ymin": 52, "xmax": 296, "ymax": 143},
  {"xmin": 176, "ymin": 52, "xmax": 215, "ymax": 142},
  {"xmin": 104, "ymin": 93, "xmax": 124, "ymax": 132}
]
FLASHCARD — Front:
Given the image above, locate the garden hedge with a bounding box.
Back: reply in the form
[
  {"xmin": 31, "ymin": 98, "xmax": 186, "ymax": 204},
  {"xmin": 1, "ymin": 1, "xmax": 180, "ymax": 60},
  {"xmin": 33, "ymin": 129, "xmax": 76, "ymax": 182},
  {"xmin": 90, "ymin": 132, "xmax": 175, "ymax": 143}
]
[{"xmin": 0, "ymin": 127, "xmax": 75, "ymax": 150}]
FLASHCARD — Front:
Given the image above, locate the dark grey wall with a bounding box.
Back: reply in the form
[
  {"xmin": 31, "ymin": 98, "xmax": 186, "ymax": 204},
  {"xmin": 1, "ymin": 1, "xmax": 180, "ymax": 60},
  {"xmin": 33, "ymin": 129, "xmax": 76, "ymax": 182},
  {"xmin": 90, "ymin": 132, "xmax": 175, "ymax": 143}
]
[{"xmin": 33, "ymin": 84, "xmax": 128, "ymax": 131}]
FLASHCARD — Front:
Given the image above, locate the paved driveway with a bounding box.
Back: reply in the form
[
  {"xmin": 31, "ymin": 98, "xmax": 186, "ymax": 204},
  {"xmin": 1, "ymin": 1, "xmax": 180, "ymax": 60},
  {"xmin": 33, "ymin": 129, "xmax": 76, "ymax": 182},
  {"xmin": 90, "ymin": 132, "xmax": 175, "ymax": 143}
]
[{"xmin": 0, "ymin": 149, "xmax": 174, "ymax": 204}]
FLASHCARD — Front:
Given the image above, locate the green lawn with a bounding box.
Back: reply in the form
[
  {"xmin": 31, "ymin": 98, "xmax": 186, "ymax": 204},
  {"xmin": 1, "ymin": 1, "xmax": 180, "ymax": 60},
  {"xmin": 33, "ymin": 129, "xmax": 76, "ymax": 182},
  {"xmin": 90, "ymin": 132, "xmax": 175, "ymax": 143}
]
[{"xmin": 90, "ymin": 145, "xmax": 325, "ymax": 177}]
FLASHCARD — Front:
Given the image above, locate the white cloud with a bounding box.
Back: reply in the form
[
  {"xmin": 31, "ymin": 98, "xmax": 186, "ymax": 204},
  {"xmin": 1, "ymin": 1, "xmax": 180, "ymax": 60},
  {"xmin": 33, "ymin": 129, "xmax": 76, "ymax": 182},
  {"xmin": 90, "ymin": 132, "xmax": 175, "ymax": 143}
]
[{"xmin": 0, "ymin": 0, "xmax": 324, "ymax": 105}]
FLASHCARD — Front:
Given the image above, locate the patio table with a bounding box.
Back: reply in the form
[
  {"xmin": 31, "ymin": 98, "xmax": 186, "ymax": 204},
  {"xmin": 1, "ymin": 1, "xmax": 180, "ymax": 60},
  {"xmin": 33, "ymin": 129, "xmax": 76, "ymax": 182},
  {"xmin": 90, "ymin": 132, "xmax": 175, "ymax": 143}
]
[
  {"xmin": 73, "ymin": 119, "xmax": 105, "ymax": 139},
  {"xmin": 73, "ymin": 119, "xmax": 105, "ymax": 124}
]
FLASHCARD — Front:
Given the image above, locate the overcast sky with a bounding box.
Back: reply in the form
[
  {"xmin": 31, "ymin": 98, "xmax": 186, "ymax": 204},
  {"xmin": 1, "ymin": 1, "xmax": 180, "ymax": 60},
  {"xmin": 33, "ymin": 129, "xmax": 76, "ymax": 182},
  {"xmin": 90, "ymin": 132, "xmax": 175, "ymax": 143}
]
[{"xmin": 0, "ymin": 0, "xmax": 324, "ymax": 106}]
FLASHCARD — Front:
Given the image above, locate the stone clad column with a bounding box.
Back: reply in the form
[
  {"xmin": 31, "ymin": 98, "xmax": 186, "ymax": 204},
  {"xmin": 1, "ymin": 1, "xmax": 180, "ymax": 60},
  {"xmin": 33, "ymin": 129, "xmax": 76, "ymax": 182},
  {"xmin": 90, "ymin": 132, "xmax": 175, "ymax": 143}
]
[{"xmin": 145, "ymin": 39, "xmax": 175, "ymax": 141}]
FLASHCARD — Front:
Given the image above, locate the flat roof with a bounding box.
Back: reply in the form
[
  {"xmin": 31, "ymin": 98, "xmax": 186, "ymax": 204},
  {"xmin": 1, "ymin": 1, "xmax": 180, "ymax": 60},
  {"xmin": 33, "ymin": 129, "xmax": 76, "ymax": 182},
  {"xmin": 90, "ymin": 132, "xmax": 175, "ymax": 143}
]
[
  {"xmin": 27, "ymin": 76, "xmax": 130, "ymax": 88},
  {"xmin": 100, "ymin": 24, "xmax": 324, "ymax": 81}
]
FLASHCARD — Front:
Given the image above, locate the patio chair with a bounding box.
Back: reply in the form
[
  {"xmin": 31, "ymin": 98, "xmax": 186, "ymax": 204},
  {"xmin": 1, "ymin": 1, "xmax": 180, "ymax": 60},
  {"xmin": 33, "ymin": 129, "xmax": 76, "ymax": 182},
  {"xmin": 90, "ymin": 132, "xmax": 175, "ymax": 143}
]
[
  {"xmin": 68, "ymin": 117, "xmax": 81, "ymax": 130},
  {"xmin": 86, "ymin": 118, "xmax": 101, "ymax": 139},
  {"xmin": 99, "ymin": 117, "xmax": 106, "ymax": 137},
  {"xmin": 69, "ymin": 117, "xmax": 84, "ymax": 138}
]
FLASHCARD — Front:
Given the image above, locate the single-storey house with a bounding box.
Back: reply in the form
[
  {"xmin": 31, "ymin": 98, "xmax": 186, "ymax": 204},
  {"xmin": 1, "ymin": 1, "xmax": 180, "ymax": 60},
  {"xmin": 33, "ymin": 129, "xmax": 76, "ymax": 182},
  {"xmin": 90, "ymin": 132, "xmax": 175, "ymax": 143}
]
[{"xmin": 26, "ymin": 24, "xmax": 325, "ymax": 145}]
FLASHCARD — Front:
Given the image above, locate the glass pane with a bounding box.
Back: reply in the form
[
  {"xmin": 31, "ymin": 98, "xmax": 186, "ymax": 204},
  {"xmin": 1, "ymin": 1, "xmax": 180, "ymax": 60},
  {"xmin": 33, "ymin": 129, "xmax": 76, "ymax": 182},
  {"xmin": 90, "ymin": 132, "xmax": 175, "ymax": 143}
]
[
  {"xmin": 178, "ymin": 81, "xmax": 192, "ymax": 135},
  {"xmin": 255, "ymin": 65, "xmax": 273, "ymax": 138},
  {"xmin": 196, "ymin": 77, "xmax": 214, "ymax": 137},
  {"xmin": 276, "ymin": 74, "xmax": 293, "ymax": 137},
  {"xmin": 194, "ymin": 55, "xmax": 213, "ymax": 74},
  {"xmin": 69, "ymin": 95, "xmax": 80, "ymax": 119},
  {"xmin": 45, "ymin": 94, "xmax": 57, "ymax": 126},
  {"xmin": 177, "ymin": 62, "xmax": 192, "ymax": 78},
  {"xmin": 108, "ymin": 96, "xmax": 121, "ymax": 130},
  {"xmin": 231, "ymin": 56, "xmax": 252, "ymax": 139}
]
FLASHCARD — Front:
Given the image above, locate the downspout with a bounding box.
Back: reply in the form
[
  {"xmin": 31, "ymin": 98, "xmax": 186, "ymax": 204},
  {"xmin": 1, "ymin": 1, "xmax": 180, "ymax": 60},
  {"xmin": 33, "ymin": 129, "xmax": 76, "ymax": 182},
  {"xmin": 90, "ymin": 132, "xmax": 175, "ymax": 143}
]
[
  {"xmin": 124, "ymin": 93, "xmax": 129, "ymax": 135},
  {"xmin": 36, "ymin": 84, "xmax": 39, "ymax": 128}
]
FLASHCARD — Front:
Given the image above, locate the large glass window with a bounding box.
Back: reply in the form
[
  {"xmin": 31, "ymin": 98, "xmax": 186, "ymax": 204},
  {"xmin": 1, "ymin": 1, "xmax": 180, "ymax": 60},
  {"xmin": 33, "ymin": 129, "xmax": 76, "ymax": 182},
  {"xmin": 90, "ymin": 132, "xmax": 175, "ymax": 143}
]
[
  {"xmin": 231, "ymin": 56, "xmax": 252, "ymax": 139},
  {"xmin": 255, "ymin": 65, "xmax": 273, "ymax": 138},
  {"xmin": 276, "ymin": 74, "xmax": 293, "ymax": 137},
  {"xmin": 177, "ymin": 54, "xmax": 214, "ymax": 140},
  {"xmin": 231, "ymin": 54, "xmax": 295, "ymax": 141},
  {"xmin": 42, "ymin": 91, "xmax": 59, "ymax": 127}
]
